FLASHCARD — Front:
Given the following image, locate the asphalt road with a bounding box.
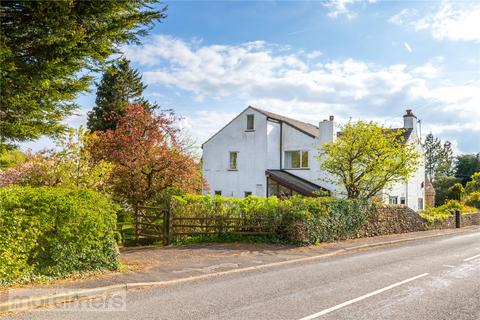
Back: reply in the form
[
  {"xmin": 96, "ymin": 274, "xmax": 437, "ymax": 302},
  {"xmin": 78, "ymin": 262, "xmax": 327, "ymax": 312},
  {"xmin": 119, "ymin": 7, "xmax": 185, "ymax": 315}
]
[{"xmin": 5, "ymin": 229, "xmax": 480, "ymax": 320}]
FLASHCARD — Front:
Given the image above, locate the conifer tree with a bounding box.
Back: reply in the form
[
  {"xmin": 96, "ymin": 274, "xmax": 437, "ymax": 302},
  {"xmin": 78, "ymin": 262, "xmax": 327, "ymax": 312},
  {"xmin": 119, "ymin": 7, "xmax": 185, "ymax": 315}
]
[{"xmin": 87, "ymin": 58, "xmax": 151, "ymax": 131}]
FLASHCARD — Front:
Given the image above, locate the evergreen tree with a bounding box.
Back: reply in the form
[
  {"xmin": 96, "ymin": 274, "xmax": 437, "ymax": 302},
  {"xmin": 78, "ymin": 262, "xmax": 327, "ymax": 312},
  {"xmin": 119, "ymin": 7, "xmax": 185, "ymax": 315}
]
[
  {"xmin": 0, "ymin": 1, "xmax": 165, "ymax": 149},
  {"xmin": 87, "ymin": 58, "xmax": 151, "ymax": 131},
  {"xmin": 436, "ymin": 141, "xmax": 454, "ymax": 177},
  {"xmin": 423, "ymin": 133, "xmax": 442, "ymax": 180}
]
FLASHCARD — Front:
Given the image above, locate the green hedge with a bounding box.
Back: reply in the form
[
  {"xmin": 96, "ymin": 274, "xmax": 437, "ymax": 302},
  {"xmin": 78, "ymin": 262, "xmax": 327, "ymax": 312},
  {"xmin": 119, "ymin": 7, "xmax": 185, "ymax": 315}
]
[
  {"xmin": 171, "ymin": 195, "xmax": 375, "ymax": 245},
  {"xmin": 0, "ymin": 186, "xmax": 120, "ymax": 285}
]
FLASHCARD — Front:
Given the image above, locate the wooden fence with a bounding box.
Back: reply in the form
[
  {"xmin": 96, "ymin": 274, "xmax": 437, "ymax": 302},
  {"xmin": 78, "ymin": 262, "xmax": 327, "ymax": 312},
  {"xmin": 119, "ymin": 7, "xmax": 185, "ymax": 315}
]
[{"xmin": 121, "ymin": 205, "xmax": 275, "ymax": 245}]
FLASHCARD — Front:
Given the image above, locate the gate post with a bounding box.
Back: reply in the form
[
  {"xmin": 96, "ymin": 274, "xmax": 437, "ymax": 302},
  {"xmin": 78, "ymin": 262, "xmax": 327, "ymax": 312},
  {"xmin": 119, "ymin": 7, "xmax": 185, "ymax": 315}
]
[
  {"xmin": 455, "ymin": 210, "xmax": 461, "ymax": 229},
  {"xmin": 163, "ymin": 208, "xmax": 170, "ymax": 245}
]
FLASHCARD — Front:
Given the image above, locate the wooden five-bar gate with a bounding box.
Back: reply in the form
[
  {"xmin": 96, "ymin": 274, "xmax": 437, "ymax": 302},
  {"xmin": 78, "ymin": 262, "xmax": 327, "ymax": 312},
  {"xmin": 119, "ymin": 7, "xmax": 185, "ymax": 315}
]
[{"xmin": 126, "ymin": 205, "xmax": 275, "ymax": 245}]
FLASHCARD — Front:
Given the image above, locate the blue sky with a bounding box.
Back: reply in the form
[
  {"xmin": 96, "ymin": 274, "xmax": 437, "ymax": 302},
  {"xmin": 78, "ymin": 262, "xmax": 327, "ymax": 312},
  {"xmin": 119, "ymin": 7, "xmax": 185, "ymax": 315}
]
[{"xmin": 24, "ymin": 0, "xmax": 480, "ymax": 153}]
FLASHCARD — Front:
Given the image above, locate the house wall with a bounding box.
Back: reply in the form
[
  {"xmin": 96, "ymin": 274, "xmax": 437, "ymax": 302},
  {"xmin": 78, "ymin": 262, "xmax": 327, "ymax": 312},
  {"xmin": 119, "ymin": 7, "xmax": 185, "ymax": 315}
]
[
  {"xmin": 266, "ymin": 120, "xmax": 281, "ymax": 169},
  {"xmin": 282, "ymin": 124, "xmax": 342, "ymax": 196},
  {"xmin": 382, "ymin": 135, "xmax": 425, "ymax": 211},
  {"xmin": 202, "ymin": 108, "xmax": 268, "ymax": 197}
]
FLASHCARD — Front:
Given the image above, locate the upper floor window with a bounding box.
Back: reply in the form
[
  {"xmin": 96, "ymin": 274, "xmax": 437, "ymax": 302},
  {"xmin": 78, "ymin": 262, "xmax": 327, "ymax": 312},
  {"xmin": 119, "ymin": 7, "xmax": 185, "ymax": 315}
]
[
  {"xmin": 229, "ymin": 151, "xmax": 238, "ymax": 170},
  {"xmin": 284, "ymin": 150, "xmax": 309, "ymax": 169},
  {"xmin": 246, "ymin": 114, "xmax": 254, "ymax": 130}
]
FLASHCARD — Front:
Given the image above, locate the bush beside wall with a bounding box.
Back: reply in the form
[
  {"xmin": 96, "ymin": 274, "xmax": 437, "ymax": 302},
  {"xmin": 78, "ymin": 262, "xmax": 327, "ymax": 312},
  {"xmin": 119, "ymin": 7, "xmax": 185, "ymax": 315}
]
[{"xmin": 0, "ymin": 186, "xmax": 120, "ymax": 285}]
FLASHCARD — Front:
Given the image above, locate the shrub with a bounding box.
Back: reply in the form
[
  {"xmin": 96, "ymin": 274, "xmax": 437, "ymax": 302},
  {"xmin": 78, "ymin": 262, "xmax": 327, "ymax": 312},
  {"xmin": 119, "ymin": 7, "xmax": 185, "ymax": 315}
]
[
  {"xmin": 465, "ymin": 192, "xmax": 480, "ymax": 209},
  {"xmin": 0, "ymin": 186, "xmax": 119, "ymax": 285},
  {"xmin": 278, "ymin": 197, "xmax": 373, "ymax": 244},
  {"xmin": 170, "ymin": 195, "xmax": 374, "ymax": 245},
  {"xmin": 420, "ymin": 199, "xmax": 477, "ymax": 222},
  {"xmin": 465, "ymin": 172, "xmax": 480, "ymax": 194}
]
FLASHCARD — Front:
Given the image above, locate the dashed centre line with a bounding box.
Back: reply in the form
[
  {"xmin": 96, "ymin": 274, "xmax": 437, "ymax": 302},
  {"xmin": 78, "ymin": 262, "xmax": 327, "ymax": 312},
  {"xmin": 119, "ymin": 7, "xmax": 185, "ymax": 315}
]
[
  {"xmin": 297, "ymin": 273, "xmax": 429, "ymax": 320},
  {"xmin": 463, "ymin": 254, "xmax": 480, "ymax": 262}
]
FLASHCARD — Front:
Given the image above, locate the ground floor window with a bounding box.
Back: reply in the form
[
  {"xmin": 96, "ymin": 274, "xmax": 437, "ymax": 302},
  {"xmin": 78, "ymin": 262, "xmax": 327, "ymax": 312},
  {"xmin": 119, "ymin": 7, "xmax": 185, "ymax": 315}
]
[
  {"xmin": 244, "ymin": 191, "xmax": 252, "ymax": 197},
  {"xmin": 400, "ymin": 197, "xmax": 406, "ymax": 205},
  {"xmin": 214, "ymin": 190, "xmax": 222, "ymax": 196},
  {"xmin": 418, "ymin": 198, "xmax": 424, "ymax": 210},
  {"xmin": 267, "ymin": 177, "xmax": 300, "ymax": 197},
  {"xmin": 389, "ymin": 196, "xmax": 398, "ymax": 205}
]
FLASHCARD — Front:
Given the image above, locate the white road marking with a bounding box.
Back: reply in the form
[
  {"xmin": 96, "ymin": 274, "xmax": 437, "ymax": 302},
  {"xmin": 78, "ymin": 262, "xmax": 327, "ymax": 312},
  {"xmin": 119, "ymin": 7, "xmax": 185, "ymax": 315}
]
[
  {"xmin": 297, "ymin": 273, "xmax": 429, "ymax": 320},
  {"xmin": 443, "ymin": 264, "xmax": 456, "ymax": 268},
  {"xmin": 463, "ymin": 254, "xmax": 480, "ymax": 262}
]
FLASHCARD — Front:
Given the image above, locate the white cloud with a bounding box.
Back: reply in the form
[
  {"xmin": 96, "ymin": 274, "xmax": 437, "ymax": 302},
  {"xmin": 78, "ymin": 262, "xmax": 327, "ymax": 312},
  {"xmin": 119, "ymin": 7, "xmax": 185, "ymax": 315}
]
[
  {"xmin": 403, "ymin": 42, "xmax": 412, "ymax": 53},
  {"xmin": 125, "ymin": 35, "xmax": 480, "ymax": 152},
  {"xmin": 322, "ymin": 0, "xmax": 376, "ymax": 19},
  {"xmin": 390, "ymin": 2, "xmax": 480, "ymax": 42}
]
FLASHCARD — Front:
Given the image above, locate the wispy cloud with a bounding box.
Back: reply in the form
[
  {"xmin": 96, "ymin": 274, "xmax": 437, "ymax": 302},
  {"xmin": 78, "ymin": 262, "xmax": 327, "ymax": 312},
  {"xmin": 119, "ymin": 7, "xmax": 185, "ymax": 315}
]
[
  {"xmin": 404, "ymin": 42, "xmax": 413, "ymax": 53},
  {"xmin": 390, "ymin": 2, "xmax": 480, "ymax": 42},
  {"xmin": 322, "ymin": 0, "xmax": 376, "ymax": 19}
]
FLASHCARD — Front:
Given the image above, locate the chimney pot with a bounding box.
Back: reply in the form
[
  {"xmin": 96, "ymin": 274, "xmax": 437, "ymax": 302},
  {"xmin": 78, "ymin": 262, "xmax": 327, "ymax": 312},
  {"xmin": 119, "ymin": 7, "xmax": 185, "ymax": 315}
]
[
  {"xmin": 329, "ymin": 115, "xmax": 334, "ymax": 121},
  {"xmin": 406, "ymin": 109, "xmax": 412, "ymax": 115}
]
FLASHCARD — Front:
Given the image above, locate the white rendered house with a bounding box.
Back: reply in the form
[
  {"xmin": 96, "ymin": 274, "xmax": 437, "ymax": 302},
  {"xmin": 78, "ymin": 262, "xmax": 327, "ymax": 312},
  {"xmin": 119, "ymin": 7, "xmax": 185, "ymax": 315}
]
[{"xmin": 201, "ymin": 106, "xmax": 425, "ymax": 211}]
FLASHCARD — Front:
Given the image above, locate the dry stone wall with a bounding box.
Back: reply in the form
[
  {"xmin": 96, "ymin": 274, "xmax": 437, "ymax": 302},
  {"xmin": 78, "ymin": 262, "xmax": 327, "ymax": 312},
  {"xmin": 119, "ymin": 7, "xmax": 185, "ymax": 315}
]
[{"xmin": 357, "ymin": 205, "xmax": 480, "ymax": 238}]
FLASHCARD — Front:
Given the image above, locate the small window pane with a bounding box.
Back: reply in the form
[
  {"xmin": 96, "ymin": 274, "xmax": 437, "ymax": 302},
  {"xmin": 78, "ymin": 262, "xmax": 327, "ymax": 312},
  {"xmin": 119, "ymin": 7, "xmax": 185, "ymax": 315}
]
[
  {"xmin": 418, "ymin": 198, "xmax": 424, "ymax": 210},
  {"xmin": 229, "ymin": 152, "xmax": 238, "ymax": 170},
  {"xmin": 302, "ymin": 151, "xmax": 309, "ymax": 168},
  {"xmin": 291, "ymin": 151, "xmax": 300, "ymax": 168},
  {"xmin": 247, "ymin": 114, "xmax": 254, "ymax": 130}
]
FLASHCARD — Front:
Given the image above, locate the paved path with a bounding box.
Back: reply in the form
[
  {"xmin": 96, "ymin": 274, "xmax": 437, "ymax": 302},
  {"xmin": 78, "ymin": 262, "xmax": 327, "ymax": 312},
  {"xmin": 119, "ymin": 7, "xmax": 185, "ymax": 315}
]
[{"xmin": 4, "ymin": 227, "xmax": 480, "ymax": 319}]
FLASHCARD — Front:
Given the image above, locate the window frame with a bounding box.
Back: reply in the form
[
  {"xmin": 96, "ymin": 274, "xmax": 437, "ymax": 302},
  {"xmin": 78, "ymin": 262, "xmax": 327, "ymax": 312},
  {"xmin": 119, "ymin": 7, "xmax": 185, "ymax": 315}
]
[
  {"xmin": 246, "ymin": 114, "xmax": 255, "ymax": 131},
  {"xmin": 284, "ymin": 150, "xmax": 309, "ymax": 169},
  {"xmin": 229, "ymin": 151, "xmax": 238, "ymax": 170},
  {"xmin": 389, "ymin": 196, "xmax": 398, "ymax": 205}
]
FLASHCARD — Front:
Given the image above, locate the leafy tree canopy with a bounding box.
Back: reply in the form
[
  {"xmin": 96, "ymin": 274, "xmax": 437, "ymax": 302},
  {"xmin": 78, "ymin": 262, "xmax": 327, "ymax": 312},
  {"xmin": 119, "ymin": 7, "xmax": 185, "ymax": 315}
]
[
  {"xmin": 455, "ymin": 153, "xmax": 480, "ymax": 185},
  {"xmin": 0, "ymin": 0, "xmax": 165, "ymax": 149},
  {"xmin": 319, "ymin": 121, "xmax": 421, "ymax": 199},
  {"xmin": 423, "ymin": 133, "xmax": 454, "ymax": 180},
  {"xmin": 89, "ymin": 104, "xmax": 203, "ymax": 207},
  {"xmin": 87, "ymin": 58, "xmax": 153, "ymax": 131}
]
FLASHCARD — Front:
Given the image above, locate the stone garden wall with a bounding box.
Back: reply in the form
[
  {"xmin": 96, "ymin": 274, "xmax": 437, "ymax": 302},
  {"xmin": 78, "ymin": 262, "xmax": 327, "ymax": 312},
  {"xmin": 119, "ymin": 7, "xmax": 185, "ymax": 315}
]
[{"xmin": 357, "ymin": 205, "xmax": 480, "ymax": 238}]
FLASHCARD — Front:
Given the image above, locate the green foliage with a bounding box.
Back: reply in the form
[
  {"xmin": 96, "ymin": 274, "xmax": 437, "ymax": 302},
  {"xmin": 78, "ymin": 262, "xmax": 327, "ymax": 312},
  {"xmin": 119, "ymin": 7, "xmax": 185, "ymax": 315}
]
[
  {"xmin": 447, "ymin": 183, "xmax": 465, "ymax": 201},
  {"xmin": 432, "ymin": 175, "xmax": 460, "ymax": 206},
  {"xmin": 0, "ymin": 127, "xmax": 113, "ymax": 191},
  {"xmin": 319, "ymin": 120, "xmax": 421, "ymax": 199},
  {"xmin": 420, "ymin": 199, "xmax": 477, "ymax": 222},
  {"xmin": 465, "ymin": 192, "xmax": 480, "ymax": 209},
  {"xmin": 0, "ymin": 149, "xmax": 26, "ymax": 169},
  {"xmin": 170, "ymin": 195, "xmax": 375, "ymax": 245},
  {"xmin": 465, "ymin": 172, "xmax": 480, "ymax": 194},
  {"xmin": 87, "ymin": 58, "xmax": 152, "ymax": 131},
  {"xmin": 423, "ymin": 134, "xmax": 454, "ymax": 180},
  {"xmin": 455, "ymin": 154, "xmax": 480, "ymax": 185},
  {"xmin": 0, "ymin": 186, "xmax": 120, "ymax": 285},
  {"xmin": 0, "ymin": 0, "xmax": 165, "ymax": 148}
]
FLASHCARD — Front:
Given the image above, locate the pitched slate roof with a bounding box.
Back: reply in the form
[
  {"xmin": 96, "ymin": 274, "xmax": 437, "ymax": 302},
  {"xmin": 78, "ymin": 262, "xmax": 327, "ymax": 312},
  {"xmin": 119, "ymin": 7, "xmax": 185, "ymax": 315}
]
[
  {"xmin": 266, "ymin": 170, "xmax": 330, "ymax": 196},
  {"xmin": 249, "ymin": 106, "xmax": 319, "ymax": 138}
]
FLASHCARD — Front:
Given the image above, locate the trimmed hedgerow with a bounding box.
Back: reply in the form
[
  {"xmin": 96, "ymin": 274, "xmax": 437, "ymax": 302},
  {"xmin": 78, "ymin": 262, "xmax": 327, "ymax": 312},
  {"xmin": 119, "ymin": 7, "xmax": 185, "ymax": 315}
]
[
  {"xmin": 0, "ymin": 186, "xmax": 120, "ymax": 285},
  {"xmin": 171, "ymin": 194, "xmax": 375, "ymax": 245}
]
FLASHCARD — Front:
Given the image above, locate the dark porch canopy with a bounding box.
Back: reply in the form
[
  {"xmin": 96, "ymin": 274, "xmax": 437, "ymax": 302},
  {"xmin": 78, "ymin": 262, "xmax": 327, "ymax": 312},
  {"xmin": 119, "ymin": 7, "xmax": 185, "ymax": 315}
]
[{"xmin": 265, "ymin": 170, "xmax": 330, "ymax": 197}]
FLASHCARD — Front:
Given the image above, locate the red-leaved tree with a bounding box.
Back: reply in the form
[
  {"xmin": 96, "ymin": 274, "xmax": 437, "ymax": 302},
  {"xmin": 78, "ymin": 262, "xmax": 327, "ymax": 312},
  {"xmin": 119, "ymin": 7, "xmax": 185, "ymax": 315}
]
[{"xmin": 89, "ymin": 104, "xmax": 203, "ymax": 208}]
